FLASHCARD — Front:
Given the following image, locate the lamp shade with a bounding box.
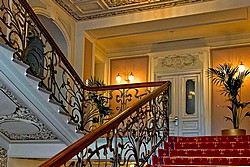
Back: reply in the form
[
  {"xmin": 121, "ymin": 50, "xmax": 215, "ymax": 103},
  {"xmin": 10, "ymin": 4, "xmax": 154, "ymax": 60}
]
[
  {"xmin": 238, "ymin": 62, "xmax": 245, "ymax": 72},
  {"xmin": 128, "ymin": 72, "xmax": 134, "ymax": 82},
  {"xmin": 116, "ymin": 74, "xmax": 122, "ymax": 83}
]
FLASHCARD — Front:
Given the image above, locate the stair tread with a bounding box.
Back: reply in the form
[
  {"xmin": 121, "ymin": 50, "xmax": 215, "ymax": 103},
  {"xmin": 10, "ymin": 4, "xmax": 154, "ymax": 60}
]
[
  {"xmin": 159, "ymin": 164, "xmax": 243, "ymax": 167},
  {"xmin": 168, "ymin": 135, "xmax": 250, "ymax": 143},
  {"xmin": 164, "ymin": 141, "xmax": 250, "ymax": 150},
  {"xmin": 160, "ymin": 157, "xmax": 250, "ymax": 166},
  {"xmin": 161, "ymin": 156, "xmax": 250, "ymax": 158},
  {"xmin": 159, "ymin": 166, "xmax": 246, "ymax": 167},
  {"xmin": 160, "ymin": 148, "xmax": 250, "ymax": 151},
  {"xmin": 159, "ymin": 148, "xmax": 250, "ymax": 157}
]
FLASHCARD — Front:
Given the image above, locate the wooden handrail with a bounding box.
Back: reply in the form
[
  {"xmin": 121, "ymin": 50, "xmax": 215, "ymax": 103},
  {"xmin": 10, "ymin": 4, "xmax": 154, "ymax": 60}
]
[
  {"xmin": 40, "ymin": 81, "xmax": 170, "ymax": 167},
  {"xmin": 19, "ymin": 1, "xmax": 164, "ymax": 93},
  {"xmin": 18, "ymin": 2, "xmax": 171, "ymax": 166},
  {"xmin": 86, "ymin": 81, "xmax": 167, "ymax": 91},
  {"xmin": 18, "ymin": 0, "xmax": 85, "ymax": 88}
]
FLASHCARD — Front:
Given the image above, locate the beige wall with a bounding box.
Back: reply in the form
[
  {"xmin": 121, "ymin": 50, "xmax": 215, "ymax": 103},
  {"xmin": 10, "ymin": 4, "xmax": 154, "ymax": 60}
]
[
  {"xmin": 109, "ymin": 56, "xmax": 148, "ymax": 115},
  {"xmin": 84, "ymin": 38, "xmax": 93, "ymax": 82},
  {"xmin": 8, "ymin": 158, "xmax": 44, "ymax": 167},
  {"xmin": 110, "ymin": 56, "xmax": 148, "ymax": 85},
  {"xmin": 0, "ymin": 0, "xmax": 11, "ymax": 44},
  {"xmin": 211, "ymin": 46, "xmax": 250, "ymax": 135}
]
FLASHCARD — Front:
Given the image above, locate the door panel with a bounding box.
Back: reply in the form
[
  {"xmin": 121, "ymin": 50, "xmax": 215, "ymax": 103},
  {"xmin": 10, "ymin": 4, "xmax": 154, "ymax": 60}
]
[{"xmin": 159, "ymin": 73, "xmax": 203, "ymax": 136}]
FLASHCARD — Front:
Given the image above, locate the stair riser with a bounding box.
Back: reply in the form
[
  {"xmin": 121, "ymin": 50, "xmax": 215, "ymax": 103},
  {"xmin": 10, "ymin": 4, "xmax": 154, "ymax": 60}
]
[
  {"xmin": 173, "ymin": 142, "xmax": 250, "ymax": 149},
  {"xmin": 158, "ymin": 148, "xmax": 250, "ymax": 157},
  {"xmin": 168, "ymin": 135, "xmax": 250, "ymax": 143},
  {"xmin": 161, "ymin": 157, "xmax": 250, "ymax": 166},
  {"xmin": 170, "ymin": 149, "xmax": 250, "ymax": 157}
]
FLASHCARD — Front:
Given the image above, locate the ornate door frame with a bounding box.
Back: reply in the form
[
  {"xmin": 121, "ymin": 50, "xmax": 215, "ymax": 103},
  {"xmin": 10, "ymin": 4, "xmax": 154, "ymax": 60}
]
[{"xmin": 148, "ymin": 47, "xmax": 211, "ymax": 135}]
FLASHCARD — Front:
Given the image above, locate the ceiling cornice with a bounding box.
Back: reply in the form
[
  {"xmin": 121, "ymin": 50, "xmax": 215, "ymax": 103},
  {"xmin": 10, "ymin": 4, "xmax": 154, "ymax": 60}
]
[{"xmin": 54, "ymin": 0, "xmax": 213, "ymax": 21}]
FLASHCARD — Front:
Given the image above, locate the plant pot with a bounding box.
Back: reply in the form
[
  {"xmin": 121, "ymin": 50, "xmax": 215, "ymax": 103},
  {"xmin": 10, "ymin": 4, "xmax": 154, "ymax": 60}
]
[{"xmin": 221, "ymin": 129, "xmax": 246, "ymax": 136}]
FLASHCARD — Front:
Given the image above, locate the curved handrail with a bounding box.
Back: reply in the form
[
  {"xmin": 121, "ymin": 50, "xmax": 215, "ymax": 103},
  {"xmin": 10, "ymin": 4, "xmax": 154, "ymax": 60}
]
[
  {"xmin": 0, "ymin": 0, "xmax": 169, "ymax": 136},
  {"xmin": 0, "ymin": 2, "xmax": 170, "ymax": 165},
  {"xmin": 86, "ymin": 81, "xmax": 167, "ymax": 91},
  {"xmin": 40, "ymin": 81, "xmax": 170, "ymax": 167},
  {"xmin": 18, "ymin": 0, "xmax": 85, "ymax": 87}
]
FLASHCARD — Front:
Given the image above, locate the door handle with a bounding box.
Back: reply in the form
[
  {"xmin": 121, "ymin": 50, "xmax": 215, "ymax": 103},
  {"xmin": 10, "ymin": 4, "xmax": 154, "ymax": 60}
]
[{"xmin": 173, "ymin": 116, "xmax": 179, "ymax": 126}]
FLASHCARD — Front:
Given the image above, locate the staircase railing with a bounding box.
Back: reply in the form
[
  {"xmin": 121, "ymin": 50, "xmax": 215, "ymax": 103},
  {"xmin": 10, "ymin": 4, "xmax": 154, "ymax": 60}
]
[
  {"xmin": 0, "ymin": 0, "xmax": 171, "ymax": 166},
  {"xmin": 40, "ymin": 81, "xmax": 171, "ymax": 167},
  {"xmin": 0, "ymin": 0, "xmax": 87, "ymax": 131}
]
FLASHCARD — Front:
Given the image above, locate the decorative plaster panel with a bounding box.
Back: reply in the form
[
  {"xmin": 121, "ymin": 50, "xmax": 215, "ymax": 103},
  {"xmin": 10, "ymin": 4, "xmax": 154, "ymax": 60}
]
[
  {"xmin": 154, "ymin": 51, "xmax": 207, "ymax": 74},
  {"xmin": 0, "ymin": 82, "xmax": 58, "ymax": 141},
  {"xmin": 160, "ymin": 54, "xmax": 196, "ymax": 69}
]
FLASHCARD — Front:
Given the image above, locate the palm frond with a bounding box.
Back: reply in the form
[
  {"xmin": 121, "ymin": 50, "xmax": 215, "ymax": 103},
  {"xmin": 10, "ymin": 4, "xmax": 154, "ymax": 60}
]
[
  {"xmin": 245, "ymin": 112, "xmax": 250, "ymax": 117},
  {"xmin": 208, "ymin": 63, "xmax": 250, "ymax": 128},
  {"xmin": 87, "ymin": 76, "xmax": 105, "ymax": 87},
  {"xmin": 225, "ymin": 116, "xmax": 233, "ymax": 123}
]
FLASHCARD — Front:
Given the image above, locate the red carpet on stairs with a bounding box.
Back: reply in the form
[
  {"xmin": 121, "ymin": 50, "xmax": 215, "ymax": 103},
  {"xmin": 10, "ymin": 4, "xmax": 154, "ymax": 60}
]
[{"xmin": 151, "ymin": 135, "xmax": 250, "ymax": 166}]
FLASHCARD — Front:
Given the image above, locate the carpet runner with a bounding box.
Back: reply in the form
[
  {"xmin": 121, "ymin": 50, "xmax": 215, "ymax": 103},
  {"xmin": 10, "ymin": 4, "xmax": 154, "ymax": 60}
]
[{"xmin": 150, "ymin": 135, "xmax": 250, "ymax": 166}]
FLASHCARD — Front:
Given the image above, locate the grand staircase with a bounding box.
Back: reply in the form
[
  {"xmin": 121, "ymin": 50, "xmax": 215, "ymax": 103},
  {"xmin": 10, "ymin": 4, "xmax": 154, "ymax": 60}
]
[{"xmin": 150, "ymin": 135, "xmax": 250, "ymax": 166}]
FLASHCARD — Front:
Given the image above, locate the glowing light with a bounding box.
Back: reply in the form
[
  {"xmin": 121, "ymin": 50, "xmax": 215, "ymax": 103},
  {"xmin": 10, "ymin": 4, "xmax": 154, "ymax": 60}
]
[
  {"xmin": 239, "ymin": 62, "xmax": 245, "ymax": 72},
  {"xmin": 128, "ymin": 72, "xmax": 135, "ymax": 82},
  {"xmin": 116, "ymin": 73, "xmax": 122, "ymax": 83}
]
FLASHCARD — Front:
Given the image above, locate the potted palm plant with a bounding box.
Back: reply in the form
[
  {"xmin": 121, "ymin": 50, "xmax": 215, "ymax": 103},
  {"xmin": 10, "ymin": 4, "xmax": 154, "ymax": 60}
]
[
  {"xmin": 208, "ymin": 63, "xmax": 250, "ymax": 135},
  {"xmin": 87, "ymin": 76, "xmax": 112, "ymax": 124}
]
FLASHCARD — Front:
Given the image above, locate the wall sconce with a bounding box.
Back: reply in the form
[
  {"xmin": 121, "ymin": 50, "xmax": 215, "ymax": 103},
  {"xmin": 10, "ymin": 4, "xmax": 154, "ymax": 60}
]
[
  {"xmin": 238, "ymin": 62, "xmax": 245, "ymax": 72},
  {"xmin": 116, "ymin": 72, "xmax": 135, "ymax": 83}
]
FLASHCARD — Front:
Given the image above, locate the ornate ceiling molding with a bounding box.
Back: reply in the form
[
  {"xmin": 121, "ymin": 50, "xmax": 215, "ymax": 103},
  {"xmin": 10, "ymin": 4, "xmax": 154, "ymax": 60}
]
[
  {"xmin": 103, "ymin": 0, "xmax": 162, "ymax": 8},
  {"xmin": 0, "ymin": 82, "xmax": 58, "ymax": 141},
  {"xmin": 54, "ymin": 0, "xmax": 213, "ymax": 21}
]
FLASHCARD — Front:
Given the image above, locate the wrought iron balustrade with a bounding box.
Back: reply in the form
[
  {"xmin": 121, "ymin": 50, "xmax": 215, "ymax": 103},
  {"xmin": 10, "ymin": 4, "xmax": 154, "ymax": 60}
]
[
  {"xmin": 0, "ymin": 0, "xmax": 87, "ymax": 131},
  {"xmin": 0, "ymin": 0, "xmax": 171, "ymax": 166},
  {"xmin": 0, "ymin": 0, "xmax": 164, "ymax": 134},
  {"xmin": 41, "ymin": 81, "xmax": 171, "ymax": 167},
  {"xmin": 80, "ymin": 82, "xmax": 169, "ymax": 133}
]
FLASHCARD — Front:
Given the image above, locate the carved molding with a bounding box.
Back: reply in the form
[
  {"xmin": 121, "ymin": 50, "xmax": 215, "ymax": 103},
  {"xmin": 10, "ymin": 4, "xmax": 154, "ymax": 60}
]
[
  {"xmin": 0, "ymin": 82, "xmax": 58, "ymax": 141},
  {"xmin": 54, "ymin": 0, "xmax": 81, "ymax": 20},
  {"xmin": 160, "ymin": 54, "xmax": 196, "ymax": 69},
  {"xmin": 103, "ymin": 0, "xmax": 162, "ymax": 8},
  {"xmin": 54, "ymin": 0, "xmax": 213, "ymax": 21},
  {"xmin": 0, "ymin": 147, "xmax": 7, "ymax": 167}
]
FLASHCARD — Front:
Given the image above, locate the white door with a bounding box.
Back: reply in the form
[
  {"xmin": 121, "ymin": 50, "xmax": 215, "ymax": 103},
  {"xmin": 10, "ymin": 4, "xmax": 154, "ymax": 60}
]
[{"xmin": 159, "ymin": 73, "xmax": 204, "ymax": 136}]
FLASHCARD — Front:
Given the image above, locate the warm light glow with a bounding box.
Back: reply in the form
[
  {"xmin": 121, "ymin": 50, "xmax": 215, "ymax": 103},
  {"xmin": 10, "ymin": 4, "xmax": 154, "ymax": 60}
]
[
  {"xmin": 239, "ymin": 62, "xmax": 245, "ymax": 72},
  {"xmin": 116, "ymin": 73, "xmax": 122, "ymax": 83},
  {"xmin": 115, "ymin": 72, "xmax": 135, "ymax": 83},
  {"xmin": 128, "ymin": 72, "xmax": 135, "ymax": 82}
]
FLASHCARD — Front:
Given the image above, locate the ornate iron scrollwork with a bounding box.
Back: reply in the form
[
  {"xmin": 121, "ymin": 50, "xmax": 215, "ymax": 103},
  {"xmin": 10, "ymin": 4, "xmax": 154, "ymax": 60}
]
[
  {"xmin": 0, "ymin": 1, "xmax": 170, "ymax": 166},
  {"xmin": 72, "ymin": 88, "xmax": 169, "ymax": 167}
]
